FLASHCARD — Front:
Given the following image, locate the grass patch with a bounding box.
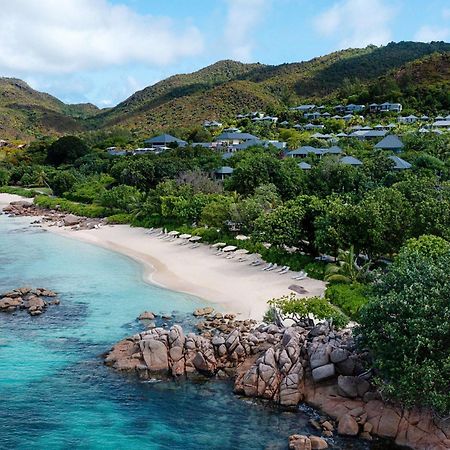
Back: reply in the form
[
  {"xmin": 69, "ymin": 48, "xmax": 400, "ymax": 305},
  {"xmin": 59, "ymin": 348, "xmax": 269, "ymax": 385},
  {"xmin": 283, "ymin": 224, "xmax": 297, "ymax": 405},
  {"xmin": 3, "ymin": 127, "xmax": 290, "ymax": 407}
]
[{"xmin": 0, "ymin": 186, "xmax": 40, "ymax": 198}]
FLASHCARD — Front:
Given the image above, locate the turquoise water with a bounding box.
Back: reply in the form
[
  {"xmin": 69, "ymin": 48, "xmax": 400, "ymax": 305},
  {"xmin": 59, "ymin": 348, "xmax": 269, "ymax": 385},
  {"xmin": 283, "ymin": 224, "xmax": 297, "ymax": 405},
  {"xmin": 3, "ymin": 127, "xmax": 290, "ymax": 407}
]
[{"xmin": 0, "ymin": 215, "xmax": 387, "ymax": 449}]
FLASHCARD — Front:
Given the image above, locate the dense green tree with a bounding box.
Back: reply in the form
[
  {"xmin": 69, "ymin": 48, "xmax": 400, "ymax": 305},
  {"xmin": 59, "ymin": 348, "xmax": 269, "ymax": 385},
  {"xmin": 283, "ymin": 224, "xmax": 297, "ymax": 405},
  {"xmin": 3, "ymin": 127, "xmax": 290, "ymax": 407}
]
[
  {"xmin": 200, "ymin": 195, "xmax": 234, "ymax": 229},
  {"xmin": 253, "ymin": 200, "xmax": 306, "ymax": 248},
  {"xmin": 306, "ymin": 158, "xmax": 368, "ymax": 198},
  {"xmin": 0, "ymin": 167, "xmax": 10, "ymax": 186},
  {"xmin": 47, "ymin": 170, "xmax": 79, "ymax": 196},
  {"xmin": 229, "ymin": 184, "xmax": 280, "ymax": 233},
  {"xmin": 100, "ymin": 185, "xmax": 143, "ymax": 213},
  {"xmin": 358, "ymin": 236, "xmax": 450, "ymax": 414},
  {"xmin": 46, "ymin": 136, "xmax": 90, "ymax": 166},
  {"xmin": 225, "ymin": 152, "xmax": 305, "ymax": 199}
]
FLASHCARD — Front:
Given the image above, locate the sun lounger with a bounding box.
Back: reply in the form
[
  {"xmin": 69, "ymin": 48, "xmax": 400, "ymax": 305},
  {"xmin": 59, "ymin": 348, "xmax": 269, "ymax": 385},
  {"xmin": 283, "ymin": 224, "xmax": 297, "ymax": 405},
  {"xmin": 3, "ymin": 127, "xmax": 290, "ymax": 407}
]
[
  {"xmin": 279, "ymin": 266, "xmax": 290, "ymax": 275},
  {"xmin": 295, "ymin": 272, "xmax": 308, "ymax": 280},
  {"xmin": 266, "ymin": 264, "xmax": 278, "ymax": 272},
  {"xmin": 262, "ymin": 263, "xmax": 273, "ymax": 271}
]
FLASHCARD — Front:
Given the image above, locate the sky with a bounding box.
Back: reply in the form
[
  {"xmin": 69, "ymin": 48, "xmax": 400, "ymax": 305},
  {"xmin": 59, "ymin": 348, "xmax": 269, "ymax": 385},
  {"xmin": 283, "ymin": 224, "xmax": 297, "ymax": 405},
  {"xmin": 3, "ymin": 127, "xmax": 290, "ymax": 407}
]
[{"xmin": 0, "ymin": 0, "xmax": 449, "ymax": 107}]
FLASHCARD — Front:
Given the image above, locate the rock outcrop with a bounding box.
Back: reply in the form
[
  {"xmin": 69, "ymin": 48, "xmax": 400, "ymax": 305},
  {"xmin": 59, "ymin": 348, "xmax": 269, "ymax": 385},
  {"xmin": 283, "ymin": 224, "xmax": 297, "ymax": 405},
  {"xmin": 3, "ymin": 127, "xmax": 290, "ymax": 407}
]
[
  {"xmin": 2, "ymin": 201, "xmax": 106, "ymax": 231},
  {"xmin": 105, "ymin": 316, "xmax": 450, "ymax": 450},
  {"xmin": 289, "ymin": 434, "xmax": 328, "ymax": 449},
  {"xmin": 0, "ymin": 287, "xmax": 59, "ymax": 315}
]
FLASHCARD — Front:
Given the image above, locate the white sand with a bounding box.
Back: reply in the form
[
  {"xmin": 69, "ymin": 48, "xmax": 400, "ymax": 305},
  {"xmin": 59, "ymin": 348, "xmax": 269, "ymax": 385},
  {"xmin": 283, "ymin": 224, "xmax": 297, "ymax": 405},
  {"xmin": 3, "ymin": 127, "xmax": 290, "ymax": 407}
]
[
  {"xmin": 0, "ymin": 193, "xmax": 326, "ymax": 320},
  {"xmin": 0, "ymin": 193, "xmax": 31, "ymax": 207}
]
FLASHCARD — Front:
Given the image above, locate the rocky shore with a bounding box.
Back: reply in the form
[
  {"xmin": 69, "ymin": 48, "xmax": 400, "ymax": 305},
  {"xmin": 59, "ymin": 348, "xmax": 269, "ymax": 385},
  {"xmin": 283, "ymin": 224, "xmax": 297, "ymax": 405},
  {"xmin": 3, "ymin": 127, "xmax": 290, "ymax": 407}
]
[
  {"xmin": 0, "ymin": 287, "xmax": 59, "ymax": 315},
  {"xmin": 106, "ymin": 309, "xmax": 450, "ymax": 450},
  {"xmin": 2, "ymin": 200, "xmax": 106, "ymax": 230}
]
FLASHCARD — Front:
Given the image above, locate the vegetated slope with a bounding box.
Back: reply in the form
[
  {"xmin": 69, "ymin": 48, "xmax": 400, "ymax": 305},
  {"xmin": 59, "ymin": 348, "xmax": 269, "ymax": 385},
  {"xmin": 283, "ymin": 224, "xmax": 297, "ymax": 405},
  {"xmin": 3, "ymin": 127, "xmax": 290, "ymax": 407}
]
[
  {"xmin": 365, "ymin": 52, "xmax": 450, "ymax": 111},
  {"xmin": 97, "ymin": 41, "xmax": 450, "ymax": 132},
  {"xmin": 0, "ymin": 78, "xmax": 100, "ymax": 139},
  {"xmin": 1, "ymin": 41, "xmax": 449, "ymax": 139}
]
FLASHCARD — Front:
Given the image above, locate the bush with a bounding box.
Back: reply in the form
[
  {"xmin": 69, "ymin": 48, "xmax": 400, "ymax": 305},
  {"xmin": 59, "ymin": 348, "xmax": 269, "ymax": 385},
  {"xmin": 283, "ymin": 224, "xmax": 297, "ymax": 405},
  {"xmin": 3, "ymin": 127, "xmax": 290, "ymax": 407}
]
[
  {"xmin": 325, "ymin": 283, "xmax": 369, "ymax": 320},
  {"xmin": 35, "ymin": 195, "xmax": 109, "ymax": 218},
  {"xmin": 107, "ymin": 213, "xmax": 132, "ymax": 224},
  {"xmin": 0, "ymin": 168, "xmax": 10, "ymax": 186},
  {"xmin": 99, "ymin": 185, "xmax": 143, "ymax": 213},
  {"xmin": 269, "ymin": 293, "xmax": 349, "ymax": 329}
]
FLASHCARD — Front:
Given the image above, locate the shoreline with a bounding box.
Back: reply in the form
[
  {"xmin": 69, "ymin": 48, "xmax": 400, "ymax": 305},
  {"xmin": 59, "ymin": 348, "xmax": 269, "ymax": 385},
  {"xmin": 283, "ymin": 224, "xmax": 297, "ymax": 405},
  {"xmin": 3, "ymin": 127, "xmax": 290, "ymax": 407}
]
[
  {"xmin": 48, "ymin": 225, "xmax": 326, "ymax": 320},
  {"xmin": 0, "ymin": 193, "xmax": 326, "ymax": 320}
]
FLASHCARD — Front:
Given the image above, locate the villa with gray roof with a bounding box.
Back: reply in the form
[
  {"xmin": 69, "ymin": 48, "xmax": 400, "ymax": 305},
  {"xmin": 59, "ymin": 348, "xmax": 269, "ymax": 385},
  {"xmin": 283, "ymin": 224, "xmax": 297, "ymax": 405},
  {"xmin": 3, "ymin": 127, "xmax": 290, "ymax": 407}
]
[
  {"xmin": 374, "ymin": 135, "xmax": 404, "ymax": 152},
  {"xmin": 144, "ymin": 134, "xmax": 187, "ymax": 148}
]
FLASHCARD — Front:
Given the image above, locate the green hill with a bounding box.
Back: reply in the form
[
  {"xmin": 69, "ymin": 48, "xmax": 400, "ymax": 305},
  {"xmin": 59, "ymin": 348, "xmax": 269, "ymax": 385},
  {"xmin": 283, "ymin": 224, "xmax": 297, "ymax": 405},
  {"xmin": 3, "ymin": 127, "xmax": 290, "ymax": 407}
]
[
  {"xmin": 95, "ymin": 41, "xmax": 450, "ymax": 132},
  {"xmin": 0, "ymin": 41, "xmax": 449, "ymax": 139},
  {"xmin": 0, "ymin": 78, "xmax": 100, "ymax": 140}
]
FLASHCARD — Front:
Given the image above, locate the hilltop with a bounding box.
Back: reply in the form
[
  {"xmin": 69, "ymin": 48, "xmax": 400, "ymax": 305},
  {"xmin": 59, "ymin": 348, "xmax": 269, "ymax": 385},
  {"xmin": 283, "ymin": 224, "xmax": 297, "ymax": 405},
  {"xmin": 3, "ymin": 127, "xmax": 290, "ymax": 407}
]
[
  {"xmin": 0, "ymin": 41, "xmax": 449, "ymax": 139},
  {"xmin": 91, "ymin": 41, "xmax": 450, "ymax": 133},
  {"xmin": 0, "ymin": 78, "xmax": 100, "ymax": 139}
]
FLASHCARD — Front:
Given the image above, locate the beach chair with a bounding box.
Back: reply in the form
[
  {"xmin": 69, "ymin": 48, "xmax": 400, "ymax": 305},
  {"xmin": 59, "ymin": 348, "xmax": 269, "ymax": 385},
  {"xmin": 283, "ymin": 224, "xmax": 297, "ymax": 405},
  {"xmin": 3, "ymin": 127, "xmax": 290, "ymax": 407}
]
[
  {"xmin": 275, "ymin": 265, "xmax": 287, "ymax": 273},
  {"xmin": 279, "ymin": 266, "xmax": 290, "ymax": 275},
  {"xmin": 266, "ymin": 264, "xmax": 278, "ymax": 272},
  {"xmin": 295, "ymin": 272, "xmax": 308, "ymax": 280},
  {"xmin": 261, "ymin": 263, "xmax": 273, "ymax": 271}
]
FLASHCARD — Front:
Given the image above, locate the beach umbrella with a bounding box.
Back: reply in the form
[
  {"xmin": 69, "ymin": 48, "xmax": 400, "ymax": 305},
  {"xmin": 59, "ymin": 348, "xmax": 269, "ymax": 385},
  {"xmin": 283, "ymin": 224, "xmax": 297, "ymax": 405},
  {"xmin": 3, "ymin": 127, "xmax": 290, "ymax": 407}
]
[
  {"xmin": 211, "ymin": 242, "xmax": 226, "ymax": 248},
  {"xmin": 223, "ymin": 245, "xmax": 237, "ymax": 252},
  {"xmin": 189, "ymin": 236, "xmax": 202, "ymax": 242},
  {"xmin": 179, "ymin": 233, "xmax": 192, "ymax": 239},
  {"xmin": 235, "ymin": 249, "xmax": 249, "ymax": 255},
  {"xmin": 235, "ymin": 235, "xmax": 250, "ymax": 241},
  {"xmin": 168, "ymin": 230, "xmax": 180, "ymax": 236}
]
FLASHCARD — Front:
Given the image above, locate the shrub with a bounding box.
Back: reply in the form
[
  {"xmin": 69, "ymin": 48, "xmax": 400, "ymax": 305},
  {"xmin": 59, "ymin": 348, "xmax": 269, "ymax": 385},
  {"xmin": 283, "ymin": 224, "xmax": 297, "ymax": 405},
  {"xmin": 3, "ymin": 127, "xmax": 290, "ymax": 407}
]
[
  {"xmin": 268, "ymin": 293, "xmax": 348, "ymax": 329},
  {"xmin": 99, "ymin": 185, "xmax": 143, "ymax": 213},
  {"xmin": 0, "ymin": 168, "xmax": 11, "ymax": 186},
  {"xmin": 325, "ymin": 283, "xmax": 369, "ymax": 320},
  {"xmin": 107, "ymin": 213, "xmax": 132, "ymax": 224},
  {"xmin": 35, "ymin": 195, "xmax": 109, "ymax": 218}
]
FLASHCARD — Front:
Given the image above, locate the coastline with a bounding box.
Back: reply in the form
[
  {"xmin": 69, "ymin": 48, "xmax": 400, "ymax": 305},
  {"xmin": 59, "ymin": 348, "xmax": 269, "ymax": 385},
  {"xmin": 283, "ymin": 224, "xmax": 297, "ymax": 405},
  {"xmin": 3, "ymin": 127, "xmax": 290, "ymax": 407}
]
[{"xmin": 0, "ymin": 193, "xmax": 326, "ymax": 320}]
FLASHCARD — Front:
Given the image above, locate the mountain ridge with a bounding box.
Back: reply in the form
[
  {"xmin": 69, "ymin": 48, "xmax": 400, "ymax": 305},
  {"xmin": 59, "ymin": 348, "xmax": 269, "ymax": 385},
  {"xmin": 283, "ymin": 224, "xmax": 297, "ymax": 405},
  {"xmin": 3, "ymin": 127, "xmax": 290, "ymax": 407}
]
[{"xmin": 0, "ymin": 41, "xmax": 449, "ymax": 139}]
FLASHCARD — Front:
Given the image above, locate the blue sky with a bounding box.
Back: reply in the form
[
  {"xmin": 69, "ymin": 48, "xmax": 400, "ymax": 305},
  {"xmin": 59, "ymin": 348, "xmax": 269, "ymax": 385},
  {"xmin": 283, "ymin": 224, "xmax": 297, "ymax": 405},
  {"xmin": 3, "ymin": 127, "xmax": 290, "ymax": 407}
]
[{"xmin": 0, "ymin": 0, "xmax": 449, "ymax": 107}]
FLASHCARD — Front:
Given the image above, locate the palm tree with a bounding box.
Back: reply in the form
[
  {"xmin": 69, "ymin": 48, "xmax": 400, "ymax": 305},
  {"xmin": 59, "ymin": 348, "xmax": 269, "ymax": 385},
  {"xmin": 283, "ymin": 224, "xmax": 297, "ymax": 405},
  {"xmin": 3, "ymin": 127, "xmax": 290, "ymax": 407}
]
[{"xmin": 325, "ymin": 246, "xmax": 371, "ymax": 284}]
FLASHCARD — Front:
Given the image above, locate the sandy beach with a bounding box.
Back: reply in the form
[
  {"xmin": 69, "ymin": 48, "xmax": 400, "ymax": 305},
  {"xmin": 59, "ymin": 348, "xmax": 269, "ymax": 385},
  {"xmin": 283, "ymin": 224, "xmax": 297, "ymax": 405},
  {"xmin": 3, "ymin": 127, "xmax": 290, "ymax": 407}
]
[{"xmin": 0, "ymin": 193, "xmax": 326, "ymax": 320}]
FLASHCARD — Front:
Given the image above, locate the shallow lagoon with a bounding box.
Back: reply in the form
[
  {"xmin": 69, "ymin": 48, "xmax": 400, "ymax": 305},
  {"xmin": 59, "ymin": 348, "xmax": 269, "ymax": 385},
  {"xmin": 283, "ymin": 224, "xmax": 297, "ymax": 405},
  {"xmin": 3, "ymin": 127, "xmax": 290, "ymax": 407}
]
[{"xmin": 0, "ymin": 216, "xmax": 392, "ymax": 449}]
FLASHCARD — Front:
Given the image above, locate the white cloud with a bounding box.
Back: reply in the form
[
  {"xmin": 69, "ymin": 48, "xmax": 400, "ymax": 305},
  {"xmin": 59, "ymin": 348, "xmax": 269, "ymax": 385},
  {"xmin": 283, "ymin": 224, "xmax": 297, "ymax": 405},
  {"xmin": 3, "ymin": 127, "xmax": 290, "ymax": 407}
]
[
  {"xmin": 314, "ymin": 0, "xmax": 396, "ymax": 49},
  {"xmin": 413, "ymin": 7, "xmax": 450, "ymax": 43},
  {"xmin": 414, "ymin": 25, "xmax": 449, "ymax": 43},
  {"xmin": 0, "ymin": 0, "xmax": 204, "ymax": 74},
  {"xmin": 223, "ymin": 0, "xmax": 270, "ymax": 61}
]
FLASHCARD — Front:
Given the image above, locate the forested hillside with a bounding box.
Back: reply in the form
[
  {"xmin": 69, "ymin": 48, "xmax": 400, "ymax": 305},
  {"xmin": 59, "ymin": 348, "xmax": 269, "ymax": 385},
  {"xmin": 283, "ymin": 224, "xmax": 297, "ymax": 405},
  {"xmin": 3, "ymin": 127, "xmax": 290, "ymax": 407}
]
[{"xmin": 0, "ymin": 41, "xmax": 449, "ymax": 139}]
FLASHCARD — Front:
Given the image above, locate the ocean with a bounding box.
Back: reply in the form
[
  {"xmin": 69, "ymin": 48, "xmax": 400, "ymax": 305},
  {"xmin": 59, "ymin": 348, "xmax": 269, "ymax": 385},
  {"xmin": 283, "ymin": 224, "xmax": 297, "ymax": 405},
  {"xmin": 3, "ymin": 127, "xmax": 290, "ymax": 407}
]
[{"xmin": 0, "ymin": 214, "xmax": 391, "ymax": 449}]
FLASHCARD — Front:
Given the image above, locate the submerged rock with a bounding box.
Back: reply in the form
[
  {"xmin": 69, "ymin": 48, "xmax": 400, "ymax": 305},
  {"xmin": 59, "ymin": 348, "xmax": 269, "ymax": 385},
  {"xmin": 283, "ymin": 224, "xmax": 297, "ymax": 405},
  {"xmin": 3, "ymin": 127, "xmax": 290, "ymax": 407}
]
[{"xmin": 0, "ymin": 287, "xmax": 59, "ymax": 316}]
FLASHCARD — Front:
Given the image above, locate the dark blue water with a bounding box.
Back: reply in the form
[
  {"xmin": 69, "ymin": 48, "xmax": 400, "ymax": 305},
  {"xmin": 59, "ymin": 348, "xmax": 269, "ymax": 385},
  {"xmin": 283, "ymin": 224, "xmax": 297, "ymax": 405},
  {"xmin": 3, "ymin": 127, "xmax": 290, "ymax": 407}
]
[{"xmin": 0, "ymin": 215, "xmax": 381, "ymax": 449}]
